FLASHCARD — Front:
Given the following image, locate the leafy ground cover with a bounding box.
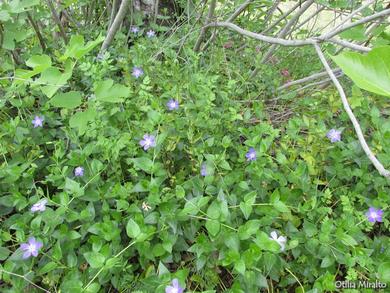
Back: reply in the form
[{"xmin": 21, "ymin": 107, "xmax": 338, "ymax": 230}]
[{"xmin": 0, "ymin": 1, "xmax": 390, "ymax": 292}]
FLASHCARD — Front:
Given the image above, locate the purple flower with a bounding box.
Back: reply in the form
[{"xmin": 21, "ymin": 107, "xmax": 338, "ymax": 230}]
[
  {"xmin": 74, "ymin": 166, "xmax": 84, "ymax": 177},
  {"xmin": 366, "ymin": 207, "xmax": 383, "ymax": 223},
  {"xmin": 326, "ymin": 129, "xmax": 341, "ymax": 143},
  {"xmin": 31, "ymin": 199, "xmax": 48, "ymax": 213},
  {"xmin": 167, "ymin": 99, "xmax": 179, "ymax": 111},
  {"xmin": 32, "ymin": 116, "xmax": 44, "ymax": 128},
  {"xmin": 165, "ymin": 278, "xmax": 184, "ymax": 293},
  {"xmin": 132, "ymin": 67, "xmax": 144, "ymax": 78},
  {"xmin": 146, "ymin": 30, "xmax": 155, "ymax": 38},
  {"xmin": 20, "ymin": 237, "xmax": 43, "ymax": 259},
  {"xmin": 245, "ymin": 148, "xmax": 257, "ymax": 161},
  {"xmin": 200, "ymin": 163, "xmax": 207, "ymax": 177},
  {"xmin": 130, "ymin": 26, "xmax": 139, "ymax": 34},
  {"xmin": 140, "ymin": 134, "xmax": 156, "ymax": 150}
]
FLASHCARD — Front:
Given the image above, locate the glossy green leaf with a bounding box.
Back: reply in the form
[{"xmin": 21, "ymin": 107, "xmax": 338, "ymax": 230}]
[
  {"xmin": 131, "ymin": 157, "xmax": 154, "ymax": 174},
  {"xmin": 331, "ymin": 46, "xmax": 390, "ymax": 97},
  {"xmin": 50, "ymin": 91, "xmax": 82, "ymax": 109},
  {"xmin": 126, "ymin": 219, "xmax": 141, "ymax": 238},
  {"xmin": 61, "ymin": 34, "xmax": 104, "ymax": 60},
  {"xmin": 378, "ymin": 262, "xmax": 390, "ymax": 282},
  {"xmin": 94, "ymin": 79, "xmax": 130, "ymax": 103},
  {"xmin": 26, "ymin": 55, "xmax": 52, "ymax": 73},
  {"xmin": 69, "ymin": 108, "xmax": 96, "ymax": 135},
  {"xmin": 83, "ymin": 251, "xmax": 106, "ymax": 268},
  {"xmin": 205, "ymin": 219, "xmax": 220, "ymax": 236}
]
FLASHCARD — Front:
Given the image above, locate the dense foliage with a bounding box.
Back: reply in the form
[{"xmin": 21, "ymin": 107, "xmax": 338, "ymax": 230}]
[{"xmin": 1, "ymin": 0, "xmax": 390, "ymax": 292}]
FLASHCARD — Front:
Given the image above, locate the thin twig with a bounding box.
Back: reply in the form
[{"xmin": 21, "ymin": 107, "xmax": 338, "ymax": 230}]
[
  {"xmin": 332, "ymin": 0, "xmax": 376, "ymax": 31},
  {"xmin": 278, "ymin": 69, "xmax": 341, "ymax": 90},
  {"xmin": 320, "ymin": 8, "xmax": 390, "ymax": 40},
  {"xmin": 26, "ymin": 12, "xmax": 46, "ymax": 51}
]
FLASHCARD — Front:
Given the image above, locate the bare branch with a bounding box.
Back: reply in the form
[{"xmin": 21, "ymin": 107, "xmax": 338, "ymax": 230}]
[
  {"xmin": 327, "ymin": 38, "xmax": 371, "ymax": 52},
  {"xmin": 109, "ymin": 0, "xmax": 120, "ymax": 29},
  {"xmin": 320, "ymin": 8, "xmax": 390, "ymax": 40},
  {"xmin": 206, "ymin": 21, "xmax": 371, "ymax": 53},
  {"xmin": 194, "ymin": 0, "xmax": 217, "ymax": 52},
  {"xmin": 99, "ymin": 0, "xmax": 130, "ymax": 55},
  {"xmin": 250, "ymin": 0, "xmax": 315, "ymax": 78},
  {"xmin": 263, "ymin": 0, "xmax": 282, "ymax": 26},
  {"xmin": 332, "ymin": 0, "xmax": 376, "ymax": 31},
  {"xmin": 262, "ymin": 0, "xmax": 315, "ymax": 62},
  {"xmin": 293, "ymin": 5, "xmax": 326, "ymax": 32},
  {"xmin": 278, "ymin": 68, "xmax": 342, "ymax": 90},
  {"xmin": 206, "ymin": 22, "xmax": 314, "ymax": 46},
  {"xmin": 26, "ymin": 12, "xmax": 46, "ymax": 51},
  {"xmin": 262, "ymin": 0, "xmax": 303, "ymax": 34},
  {"xmin": 202, "ymin": 0, "xmax": 253, "ymax": 51},
  {"xmin": 314, "ymin": 43, "xmax": 390, "ymax": 178},
  {"xmin": 45, "ymin": 0, "xmax": 68, "ymax": 43}
]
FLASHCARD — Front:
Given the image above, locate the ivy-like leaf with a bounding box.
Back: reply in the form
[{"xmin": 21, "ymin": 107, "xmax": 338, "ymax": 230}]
[
  {"xmin": 94, "ymin": 79, "xmax": 130, "ymax": 103},
  {"xmin": 50, "ymin": 91, "xmax": 82, "ymax": 109}
]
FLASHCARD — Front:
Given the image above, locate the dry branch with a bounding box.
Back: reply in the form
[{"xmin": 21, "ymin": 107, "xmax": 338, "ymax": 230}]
[
  {"xmin": 99, "ymin": 0, "xmax": 130, "ymax": 55},
  {"xmin": 194, "ymin": 0, "xmax": 217, "ymax": 52},
  {"xmin": 202, "ymin": 0, "xmax": 253, "ymax": 51},
  {"xmin": 46, "ymin": 0, "xmax": 68, "ymax": 43}
]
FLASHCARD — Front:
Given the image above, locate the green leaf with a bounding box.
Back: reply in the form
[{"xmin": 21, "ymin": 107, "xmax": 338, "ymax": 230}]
[
  {"xmin": 94, "ymin": 79, "xmax": 130, "ymax": 103},
  {"xmin": 126, "ymin": 219, "xmax": 141, "ymax": 238},
  {"xmin": 273, "ymin": 200, "xmax": 290, "ymax": 213},
  {"xmin": 331, "ymin": 46, "xmax": 390, "ymax": 97},
  {"xmin": 238, "ymin": 220, "xmax": 261, "ymax": 240},
  {"xmin": 69, "ymin": 108, "xmax": 96, "ymax": 135},
  {"xmin": 38, "ymin": 262, "xmax": 57, "ymax": 275},
  {"xmin": 175, "ymin": 185, "xmax": 185, "ymax": 198},
  {"xmin": 50, "ymin": 91, "xmax": 82, "ymax": 109},
  {"xmin": 340, "ymin": 234, "xmax": 358, "ymax": 246},
  {"xmin": 84, "ymin": 283, "xmax": 101, "ymax": 293},
  {"xmin": 37, "ymin": 65, "xmax": 73, "ymax": 98},
  {"xmin": 105, "ymin": 258, "xmax": 119, "ymax": 269},
  {"xmin": 234, "ymin": 259, "xmax": 246, "ymax": 275},
  {"xmin": 254, "ymin": 232, "xmax": 280, "ymax": 252},
  {"xmin": 239, "ymin": 201, "xmax": 252, "ymax": 220},
  {"xmin": 320, "ymin": 256, "xmax": 334, "ymax": 268},
  {"xmin": 339, "ymin": 25, "xmax": 366, "ymax": 41},
  {"xmin": 26, "ymin": 55, "xmax": 52, "ymax": 73},
  {"xmin": 61, "ymin": 35, "xmax": 104, "ymax": 61},
  {"xmin": 220, "ymin": 160, "xmax": 232, "ymax": 170},
  {"xmin": 239, "ymin": 191, "xmax": 256, "ymax": 219},
  {"xmin": 83, "ymin": 252, "xmax": 106, "ymax": 268},
  {"xmin": 378, "ymin": 262, "xmax": 390, "ymax": 282},
  {"xmin": 131, "ymin": 157, "xmax": 154, "ymax": 174},
  {"xmin": 207, "ymin": 200, "xmax": 221, "ymax": 220},
  {"xmin": 64, "ymin": 178, "xmax": 84, "ymax": 197},
  {"xmin": 0, "ymin": 247, "xmax": 11, "ymax": 260},
  {"xmin": 205, "ymin": 219, "xmax": 220, "ymax": 236}
]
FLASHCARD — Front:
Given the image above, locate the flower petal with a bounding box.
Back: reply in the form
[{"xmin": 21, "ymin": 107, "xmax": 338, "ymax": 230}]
[
  {"xmin": 22, "ymin": 251, "xmax": 31, "ymax": 259},
  {"xmin": 270, "ymin": 231, "xmax": 278, "ymax": 240}
]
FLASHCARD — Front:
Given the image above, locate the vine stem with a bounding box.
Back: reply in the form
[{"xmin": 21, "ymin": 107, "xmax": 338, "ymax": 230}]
[
  {"xmin": 285, "ymin": 268, "xmax": 305, "ymax": 293},
  {"xmin": 0, "ymin": 270, "xmax": 50, "ymax": 293}
]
